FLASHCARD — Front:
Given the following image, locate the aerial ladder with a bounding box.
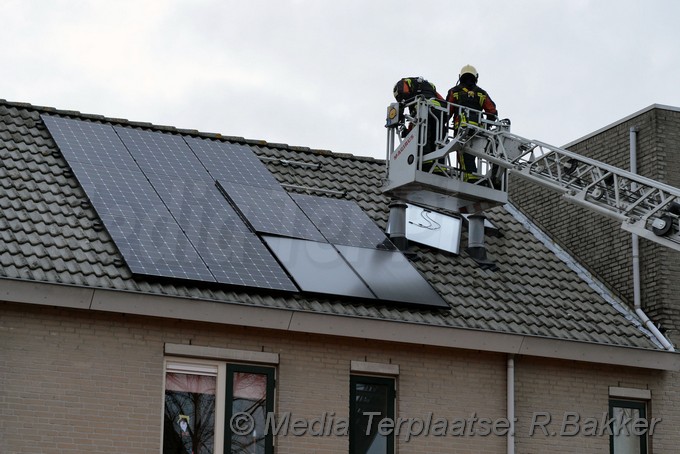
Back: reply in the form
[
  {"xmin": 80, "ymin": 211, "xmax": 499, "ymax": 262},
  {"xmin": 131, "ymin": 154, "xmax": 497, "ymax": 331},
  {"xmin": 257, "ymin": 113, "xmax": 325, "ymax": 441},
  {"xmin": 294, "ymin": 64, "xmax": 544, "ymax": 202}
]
[{"xmin": 383, "ymin": 97, "xmax": 680, "ymax": 253}]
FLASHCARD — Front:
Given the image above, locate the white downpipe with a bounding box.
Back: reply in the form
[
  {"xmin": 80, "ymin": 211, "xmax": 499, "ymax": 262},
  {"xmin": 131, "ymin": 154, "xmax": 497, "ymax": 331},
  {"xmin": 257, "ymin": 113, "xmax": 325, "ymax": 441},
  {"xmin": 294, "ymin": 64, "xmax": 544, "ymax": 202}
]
[
  {"xmin": 636, "ymin": 307, "xmax": 673, "ymax": 351},
  {"xmin": 507, "ymin": 355, "xmax": 515, "ymax": 454},
  {"xmin": 630, "ymin": 127, "xmax": 675, "ymax": 351}
]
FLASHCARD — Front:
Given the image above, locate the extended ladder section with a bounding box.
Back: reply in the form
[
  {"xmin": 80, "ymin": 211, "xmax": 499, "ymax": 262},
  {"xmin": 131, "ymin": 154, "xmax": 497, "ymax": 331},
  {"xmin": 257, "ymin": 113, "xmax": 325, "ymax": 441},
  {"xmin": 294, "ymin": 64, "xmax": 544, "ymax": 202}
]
[{"xmin": 383, "ymin": 97, "xmax": 680, "ymax": 252}]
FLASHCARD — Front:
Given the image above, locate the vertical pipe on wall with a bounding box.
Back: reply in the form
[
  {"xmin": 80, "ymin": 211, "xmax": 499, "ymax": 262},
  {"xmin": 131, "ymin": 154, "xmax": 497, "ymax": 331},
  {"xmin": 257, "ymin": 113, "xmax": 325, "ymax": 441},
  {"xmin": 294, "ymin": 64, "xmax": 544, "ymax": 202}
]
[
  {"xmin": 631, "ymin": 126, "xmax": 642, "ymax": 310},
  {"xmin": 629, "ymin": 127, "xmax": 675, "ymax": 351},
  {"xmin": 507, "ymin": 355, "xmax": 515, "ymax": 454}
]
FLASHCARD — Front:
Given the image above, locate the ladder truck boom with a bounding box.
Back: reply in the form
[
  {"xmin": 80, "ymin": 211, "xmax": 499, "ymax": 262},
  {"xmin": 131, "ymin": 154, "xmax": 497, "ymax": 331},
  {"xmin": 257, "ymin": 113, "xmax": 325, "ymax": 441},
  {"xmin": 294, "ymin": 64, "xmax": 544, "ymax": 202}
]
[{"xmin": 383, "ymin": 97, "xmax": 680, "ymax": 252}]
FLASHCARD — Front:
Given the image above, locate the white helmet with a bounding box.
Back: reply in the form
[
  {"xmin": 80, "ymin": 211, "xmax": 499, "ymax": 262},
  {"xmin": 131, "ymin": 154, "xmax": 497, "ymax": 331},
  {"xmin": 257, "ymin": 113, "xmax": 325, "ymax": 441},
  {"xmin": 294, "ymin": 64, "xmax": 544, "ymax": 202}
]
[{"xmin": 459, "ymin": 64, "xmax": 478, "ymax": 80}]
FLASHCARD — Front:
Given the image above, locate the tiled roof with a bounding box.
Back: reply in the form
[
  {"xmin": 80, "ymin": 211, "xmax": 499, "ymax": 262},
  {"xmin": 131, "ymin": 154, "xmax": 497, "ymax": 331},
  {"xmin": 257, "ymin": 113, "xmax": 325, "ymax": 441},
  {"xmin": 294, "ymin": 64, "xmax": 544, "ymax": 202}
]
[{"xmin": 0, "ymin": 99, "xmax": 659, "ymax": 350}]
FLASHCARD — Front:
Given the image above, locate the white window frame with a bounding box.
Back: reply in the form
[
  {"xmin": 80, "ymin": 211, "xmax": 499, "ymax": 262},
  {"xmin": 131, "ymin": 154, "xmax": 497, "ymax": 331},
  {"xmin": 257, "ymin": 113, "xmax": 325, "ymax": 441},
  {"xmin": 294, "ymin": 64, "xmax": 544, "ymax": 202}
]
[{"xmin": 161, "ymin": 344, "xmax": 279, "ymax": 454}]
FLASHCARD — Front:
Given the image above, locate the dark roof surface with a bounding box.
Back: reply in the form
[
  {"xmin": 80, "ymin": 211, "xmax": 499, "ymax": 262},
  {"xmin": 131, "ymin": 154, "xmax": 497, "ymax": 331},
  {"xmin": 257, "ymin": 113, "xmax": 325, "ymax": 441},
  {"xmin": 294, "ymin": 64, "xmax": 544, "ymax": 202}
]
[{"xmin": 0, "ymin": 99, "xmax": 659, "ymax": 350}]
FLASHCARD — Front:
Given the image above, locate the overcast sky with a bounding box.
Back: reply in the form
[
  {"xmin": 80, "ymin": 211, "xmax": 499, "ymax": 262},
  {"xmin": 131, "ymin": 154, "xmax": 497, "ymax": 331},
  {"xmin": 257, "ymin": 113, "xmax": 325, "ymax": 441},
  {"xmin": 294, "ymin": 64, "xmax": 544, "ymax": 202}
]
[{"xmin": 2, "ymin": 0, "xmax": 679, "ymax": 160}]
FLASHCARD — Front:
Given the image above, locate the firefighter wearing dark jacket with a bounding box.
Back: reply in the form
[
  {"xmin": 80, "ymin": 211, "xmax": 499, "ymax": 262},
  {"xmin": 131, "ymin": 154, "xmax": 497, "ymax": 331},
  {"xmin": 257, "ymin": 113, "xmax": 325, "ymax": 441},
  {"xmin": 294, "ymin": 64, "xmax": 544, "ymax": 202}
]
[
  {"xmin": 446, "ymin": 65, "xmax": 498, "ymax": 182},
  {"xmin": 393, "ymin": 77, "xmax": 447, "ymax": 171}
]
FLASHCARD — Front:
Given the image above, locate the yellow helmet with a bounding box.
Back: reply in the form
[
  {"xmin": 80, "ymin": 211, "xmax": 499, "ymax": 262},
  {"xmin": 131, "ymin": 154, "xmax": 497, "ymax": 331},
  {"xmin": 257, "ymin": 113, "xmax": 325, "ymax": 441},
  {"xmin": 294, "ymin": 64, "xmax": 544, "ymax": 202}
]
[{"xmin": 459, "ymin": 64, "xmax": 478, "ymax": 79}]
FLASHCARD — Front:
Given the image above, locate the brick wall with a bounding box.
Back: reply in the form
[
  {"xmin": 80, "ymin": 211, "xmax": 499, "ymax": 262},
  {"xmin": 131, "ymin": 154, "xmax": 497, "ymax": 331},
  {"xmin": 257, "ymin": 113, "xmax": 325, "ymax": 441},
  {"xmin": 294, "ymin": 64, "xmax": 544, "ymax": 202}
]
[
  {"xmin": 2, "ymin": 303, "xmax": 507, "ymax": 453},
  {"xmin": 510, "ymin": 107, "xmax": 680, "ymax": 344},
  {"xmin": 513, "ymin": 356, "xmax": 676, "ymax": 453},
  {"xmin": 2, "ymin": 302, "xmax": 677, "ymax": 453}
]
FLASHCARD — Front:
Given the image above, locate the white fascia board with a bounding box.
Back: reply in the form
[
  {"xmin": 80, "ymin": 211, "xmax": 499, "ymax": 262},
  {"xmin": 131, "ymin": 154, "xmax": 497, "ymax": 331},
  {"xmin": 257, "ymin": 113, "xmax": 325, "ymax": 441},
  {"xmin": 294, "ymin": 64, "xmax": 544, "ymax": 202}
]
[
  {"xmin": 0, "ymin": 278, "xmax": 94, "ymax": 309},
  {"xmin": 2, "ymin": 278, "xmax": 680, "ymax": 371},
  {"xmin": 90, "ymin": 286, "xmax": 293, "ymax": 331}
]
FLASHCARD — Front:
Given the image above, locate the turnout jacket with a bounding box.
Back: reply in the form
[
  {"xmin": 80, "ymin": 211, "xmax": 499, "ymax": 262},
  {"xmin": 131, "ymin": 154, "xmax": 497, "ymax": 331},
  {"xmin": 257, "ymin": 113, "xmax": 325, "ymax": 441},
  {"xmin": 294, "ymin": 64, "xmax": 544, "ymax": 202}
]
[{"xmin": 446, "ymin": 82, "xmax": 497, "ymax": 127}]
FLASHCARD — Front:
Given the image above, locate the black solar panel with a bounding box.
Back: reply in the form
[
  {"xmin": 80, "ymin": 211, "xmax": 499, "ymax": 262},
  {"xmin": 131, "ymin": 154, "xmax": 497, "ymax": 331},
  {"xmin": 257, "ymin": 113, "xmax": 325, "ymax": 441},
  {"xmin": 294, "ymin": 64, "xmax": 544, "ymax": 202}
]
[
  {"xmin": 292, "ymin": 194, "xmax": 396, "ymax": 250},
  {"xmin": 335, "ymin": 245, "xmax": 448, "ymax": 308},
  {"xmin": 113, "ymin": 126, "xmax": 209, "ymax": 180},
  {"xmin": 195, "ymin": 229, "xmax": 297, "ymax": 290},
  {"xmin": 42, "ymin": 116, "xmax": 139, "ymax": 172},
  {"xmin": 218, "ymin": 181, "xmax": 326, "ymax": 242},
  {"xmin": 263, "ymin": 236, "xmax": 375, "ymax": 299},
  {"xmin": 184, "ymin": 137, "xmax": 282, "ymax": 190},
  {"xmin": 145, "ymin": 174, "xmax": 250, "ymax": 235},
  {"xmin": 70, "ymin": 162, "xmax": 215, "ymax": 282}
]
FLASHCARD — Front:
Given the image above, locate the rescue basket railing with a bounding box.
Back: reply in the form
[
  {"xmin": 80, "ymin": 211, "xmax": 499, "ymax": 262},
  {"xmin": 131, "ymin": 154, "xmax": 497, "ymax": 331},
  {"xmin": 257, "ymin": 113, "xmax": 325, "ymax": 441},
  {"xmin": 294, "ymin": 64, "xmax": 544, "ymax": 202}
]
[{"xmin": 385, "ymin": 96, "xmax": 510, "ymax": 190}]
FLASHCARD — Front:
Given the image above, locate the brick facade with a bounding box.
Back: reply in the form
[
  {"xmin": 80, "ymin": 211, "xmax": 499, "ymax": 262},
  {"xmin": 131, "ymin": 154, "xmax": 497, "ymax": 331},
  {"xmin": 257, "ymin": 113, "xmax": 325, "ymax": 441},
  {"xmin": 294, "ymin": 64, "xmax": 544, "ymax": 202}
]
[
  {"xmin": 2, "ymin": 301, "xmax": 675, "ymax": 453},
  {"xmin": 510, "ymin": 107, "xmax": 680, "ymax": 345}
]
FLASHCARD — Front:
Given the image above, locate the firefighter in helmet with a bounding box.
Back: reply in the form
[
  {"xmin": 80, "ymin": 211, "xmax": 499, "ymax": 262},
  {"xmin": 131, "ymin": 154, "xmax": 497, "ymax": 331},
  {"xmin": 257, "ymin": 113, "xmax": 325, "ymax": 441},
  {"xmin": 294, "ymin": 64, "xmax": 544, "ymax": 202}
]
[
  {"xmin": 446, "ymin": 65, "xmax": 498, "ymax": 182},
  {"xmin": 393, "ymin": 77, "xmax": 447, "ymax": 172}
]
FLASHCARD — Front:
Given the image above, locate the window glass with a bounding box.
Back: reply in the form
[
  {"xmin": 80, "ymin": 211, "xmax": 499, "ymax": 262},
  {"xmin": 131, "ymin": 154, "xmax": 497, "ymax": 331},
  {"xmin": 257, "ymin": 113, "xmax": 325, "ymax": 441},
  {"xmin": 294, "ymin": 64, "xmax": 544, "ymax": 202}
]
[
  {"xmin": 350, "ymin": 375, "xmax": 395, "ymax": 454},
  {"xmin": 164, "ymin": 372, "xmax": 217, "ymax": 454},
  {"xmin": 610, "ymin": 399, "xmax": 647, "ymax": 454},
  {"xmin": 226, "ymin": 365, "xmax": 275, "ymax": 454}
]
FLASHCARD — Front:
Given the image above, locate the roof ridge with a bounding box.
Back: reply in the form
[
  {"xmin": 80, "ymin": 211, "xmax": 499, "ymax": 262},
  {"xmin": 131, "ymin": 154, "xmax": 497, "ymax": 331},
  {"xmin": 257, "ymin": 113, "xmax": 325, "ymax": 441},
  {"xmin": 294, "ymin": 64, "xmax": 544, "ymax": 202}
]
[{"xmin": 0, "ymin": 97, "xmax": 384, "ymax": 164}]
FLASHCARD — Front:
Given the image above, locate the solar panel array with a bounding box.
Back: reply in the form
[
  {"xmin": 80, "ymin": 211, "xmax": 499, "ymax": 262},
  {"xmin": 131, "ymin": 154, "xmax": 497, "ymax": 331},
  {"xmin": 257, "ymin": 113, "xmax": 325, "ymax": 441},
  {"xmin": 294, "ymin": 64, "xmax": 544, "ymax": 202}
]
[
  {"xmin": 42, "ymin": 116, "xmax": 214, "ymax": 281},
  {"xmin": 42, "ymin": 115, "xmax": 295, "ymax": 291},
  {"xmin": 43, "ymin": 114, "xmax": 447, "ymax": 308}
]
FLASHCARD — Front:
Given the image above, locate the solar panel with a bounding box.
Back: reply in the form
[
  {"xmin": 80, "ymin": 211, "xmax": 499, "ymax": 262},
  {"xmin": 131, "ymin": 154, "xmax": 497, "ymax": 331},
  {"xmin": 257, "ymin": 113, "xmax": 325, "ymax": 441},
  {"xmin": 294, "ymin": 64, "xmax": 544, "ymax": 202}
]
[
  {"xmin": 292, "ymin": 194, "xmax": 395, "ymax": 250},
  {"xmin": 184, "ymin": 137, "xmax": 283, "ymax": 190},
  {"xmin": 335, "ymin": 245, "xmax": 448, "ymax": 308},
  {"xmin": 262, "ymin": 236, "xmax": 375, "ymax": 299},
  {"xmin": 42, "ymin": 116, "xmax": 140, "ymax": 172},
  {"xmin": 113, "ymin": 126, "xmax": 210, "ymax": 181},
  {"xmin": 218, "ymin": 181, "xmax": 326, "ymax": 242},
  {"xmin": 145, "ymin": 175, "xmax": 250, "ymax": 235},
  {"xmin": 196, "ymin": 230, "xmax": 297, "ymax": 290},
  {"xmin": 69, "ymin": 162, "xmax": 215, "ymax": 282}
]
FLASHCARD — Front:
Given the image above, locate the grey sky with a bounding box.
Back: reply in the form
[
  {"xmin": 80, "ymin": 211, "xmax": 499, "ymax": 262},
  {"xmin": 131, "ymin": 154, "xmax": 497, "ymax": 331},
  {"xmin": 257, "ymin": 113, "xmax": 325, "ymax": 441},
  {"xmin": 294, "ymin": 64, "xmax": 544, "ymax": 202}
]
[{"xmin": 2, "ymin": 0, "xmax": 679, "ymax": 160}]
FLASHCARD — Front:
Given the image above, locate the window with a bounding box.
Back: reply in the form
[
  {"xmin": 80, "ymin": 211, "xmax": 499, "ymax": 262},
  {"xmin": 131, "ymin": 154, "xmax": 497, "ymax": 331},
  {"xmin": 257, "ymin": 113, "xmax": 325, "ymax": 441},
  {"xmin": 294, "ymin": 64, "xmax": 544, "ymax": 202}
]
[
  {"xmin": 164, "ymin": 362, "xmax": 218, "ymax": 454},
  {"xmin": 609, "ymin": 399, "xmax": 648, "ymax": 454},
  {"xmin": 162, "ymin": 352, "xmax": 276, "ymax": 454},
  {"xmin": 225, "ymin": 364, "xmax": 275, "ymax": 454},
  {"xmin": 349, "ymin": 375, "xmax": 396, "ymax": 454}
]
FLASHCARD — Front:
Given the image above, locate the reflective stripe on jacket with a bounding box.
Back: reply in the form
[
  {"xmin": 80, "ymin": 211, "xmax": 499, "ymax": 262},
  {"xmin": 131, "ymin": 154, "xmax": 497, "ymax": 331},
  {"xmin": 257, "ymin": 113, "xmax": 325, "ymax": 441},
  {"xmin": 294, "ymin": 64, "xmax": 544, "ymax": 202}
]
[{"xmin": 446, "ymin": 83, "xmax": 497, "ymax": 127}]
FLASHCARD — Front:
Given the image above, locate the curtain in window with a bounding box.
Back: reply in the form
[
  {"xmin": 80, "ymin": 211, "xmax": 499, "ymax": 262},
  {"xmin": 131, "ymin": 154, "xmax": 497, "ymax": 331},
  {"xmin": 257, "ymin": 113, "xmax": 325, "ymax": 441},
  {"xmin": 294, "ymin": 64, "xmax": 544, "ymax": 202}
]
[{"xmin": 164, "ymin": 372, "xmax": 216, "ymax": 454}]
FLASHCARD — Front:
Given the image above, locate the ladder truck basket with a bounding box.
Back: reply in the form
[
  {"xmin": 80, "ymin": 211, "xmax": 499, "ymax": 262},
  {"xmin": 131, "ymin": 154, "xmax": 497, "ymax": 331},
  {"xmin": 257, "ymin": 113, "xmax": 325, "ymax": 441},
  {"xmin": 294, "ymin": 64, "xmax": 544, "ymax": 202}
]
[
  {"xmin": 383, "ymin": 97, "xmax": 511, "ymax": 214},
  {"xmin": 382, "ymin": 96, "xmax": 680, "ymax": 252}
]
